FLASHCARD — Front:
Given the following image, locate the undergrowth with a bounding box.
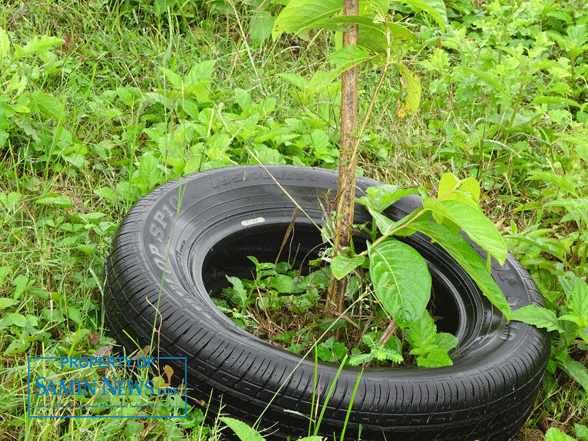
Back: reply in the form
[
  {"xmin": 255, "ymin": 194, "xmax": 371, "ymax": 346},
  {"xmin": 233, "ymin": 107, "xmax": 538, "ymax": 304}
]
[{"xmin": 1, "ymin": 0, "xmax": 587, "ymax": 439}]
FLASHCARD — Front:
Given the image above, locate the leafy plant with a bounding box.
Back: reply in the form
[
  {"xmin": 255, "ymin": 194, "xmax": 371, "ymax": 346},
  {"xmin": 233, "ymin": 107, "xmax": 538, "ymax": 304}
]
[
  {"xmin": 273, "ymin": 0, "xmax": 448, "ymax": 316},
  {"xmin": 512, "ymin": 272, "xmax": 588, "ymax": 390}
]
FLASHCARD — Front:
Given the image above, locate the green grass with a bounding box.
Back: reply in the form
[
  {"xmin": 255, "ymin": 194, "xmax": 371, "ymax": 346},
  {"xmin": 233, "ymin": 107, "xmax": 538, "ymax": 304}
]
[{"xmin": 1, "ymin": 0, "xmax": 587, "ymax": 439}]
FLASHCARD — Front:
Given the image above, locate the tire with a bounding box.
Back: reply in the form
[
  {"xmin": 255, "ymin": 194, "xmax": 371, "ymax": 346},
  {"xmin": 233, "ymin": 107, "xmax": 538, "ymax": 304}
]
[{"xmin": 104, "ymin": 165, "xmax": 550, "ymax": 441}]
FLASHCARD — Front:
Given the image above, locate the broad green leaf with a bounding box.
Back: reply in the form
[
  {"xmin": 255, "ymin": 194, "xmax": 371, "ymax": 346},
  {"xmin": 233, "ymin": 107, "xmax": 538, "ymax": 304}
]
[
  {"xmin": 272, "ymin": 0, "xmax": 342, "ymax": 40},
  {"xmin": 365, "ymin": 205, "xmax": 423, "ymax": 236},
  {"xmin": 28, "ymin": 91, "xmax": 64, "ymax": 121},
  {"xmin": 508, "ymin": 234, "xmax": 568, "ymax": 263},
  {"xmin": 406, "ymin": 314, "xmax": 455, "ymax": 367},
  {"xmin": 278, "ymin": 72, "xmax": 308, "ymax": 91},
  {"xmin": 574, "ymin": 424, "xmax": 588, "ymax": 441},
  {"xmin": 226, "ymin": 276, "xmax": 249, "ymax": 309},
  {"xmin": 511, "ymin": 304, "xmax": 563, "ymax": 333},
  {"xmin": 438, "ymin": 172, "xmax": 460, "ymax": 200},
  {"xmin": 36, "ymin": 195, "xmax": 74, "ymax": 208},
  {"xmin": 94, "ymin": 187, "xmax": 117, "ymax": 202},
  {"xmin": 13, "ymin": 275, "xmax": 31, "ymax": 299},
  {"xmin": 327, "ymin": 45, "xmax": 373, "ymax": 76},
  {"xmin": 360, "ymin": 185, "xmax": 418, "ymax": 212},
  {"xmin": 314, "ymin": 17, "xmax": 415, "ymax": 53},
  {"xmin": 270, "ymin": 274, "xmax": 304, "ymax": 293},
  {"xmin": 220, "ymin": 417, "xmax": 265, "ymax": 441},
  {"xmin": 435, "ymin": 332, "xmax": 458, "ymax": 352},
  {"xmin": 459, "ymin": 178, "xmax": 481, "ymax": 202},
  {"xmin": 250, "ymin": 11, "xmax": 275, "ymax": 47},
  {"xmin": 557, "ymin": 351, "xmax": 588, "ymax": 391},
  {"xmin": 544, "ymin": 198, "xmax": 588, "ymax": 225},
  {"xmin": 3, "ymin": 313, "xmax": 28, "ymax": 328},
  {"xmin": 234, "ymin": 89, "xmax": 253, "ymax": 112},
  {"xmin": 187, "ymin": 60, "xmax": 216, "ymax": 82},
  {"xmin": 411, "ymin": 220, "xmax": 511, "ymax": 319},
  {"xmin": 415, "ymin": 347, "xmax": 452, "ymax": 367},
  {"xmin": 331, "ymin": 254, "xmax": 365, "ymax": 279},
  {"xmin": 0, "ymin": 266, "xmax": 10, "ymax": 287},
  {"xmin": 395, "ymin": 0, "xmax": 447, "ymax": 32},
  {"xmin": 405, "ymin": 312, "xmax": 436, "ymax": 353},
  {"xmin": 368, "ymin": 238, "xmax": 431, "ymax": 325},
  {"xmin": 438, "ymin": 173, "xmax": 480, "ymax": 207},
  {"xmin": 569, "ymin": 277, "xmax": 588, "ymax": 327},
  {"xmin": 396, "ymin": 64, "xmax": 421, "ymax": 117},
  {"xmin": 0, "ymin": 298, "xmax": 18, "ymax": 309},
  {"xmin": 461, "ymin": 67, "xmax": 508, "ymax": 97},
  {"xmin": 0, "ymin": 28, "xmax": 10, "ymax": 60},
  {"xmin": 67, "ymin": 306, "xmax": 81, "ymax": 324},
  {"xmin": 424, "ymin": 198, "xmax": 507, "ymax": 265},
  {"xmin": 527, "ymin": 171, "xmax": 578, "ymax": 197},
  {"xmin": 531, "ymin": 95, "xmax": 581, "ymax": 108},
  {"xmin": 14, "ymin": 35, "xmax": 64, "ymax": 57}
]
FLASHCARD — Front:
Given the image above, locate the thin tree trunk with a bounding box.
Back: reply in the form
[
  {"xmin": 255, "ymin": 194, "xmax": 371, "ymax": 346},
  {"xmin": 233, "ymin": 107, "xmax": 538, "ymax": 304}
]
[{"xmin": 325, "ymin": 0, "xmax": 359, "ymax": 318}]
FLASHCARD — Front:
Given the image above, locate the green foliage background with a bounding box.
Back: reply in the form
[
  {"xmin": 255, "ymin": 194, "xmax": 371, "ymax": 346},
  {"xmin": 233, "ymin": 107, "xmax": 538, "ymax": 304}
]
[{"xmin": 1, "ymin": 0, "xmax": 587, "ymax": 439}]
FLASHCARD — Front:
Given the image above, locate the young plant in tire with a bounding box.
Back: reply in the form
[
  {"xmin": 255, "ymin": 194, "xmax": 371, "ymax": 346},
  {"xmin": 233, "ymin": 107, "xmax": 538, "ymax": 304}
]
[{"xmin": 331, "ymin": 172, "xmax": 510, "ymax": 367}]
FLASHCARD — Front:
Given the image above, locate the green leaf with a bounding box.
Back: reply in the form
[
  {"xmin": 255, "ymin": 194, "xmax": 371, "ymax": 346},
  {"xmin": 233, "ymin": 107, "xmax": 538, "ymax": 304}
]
[
  {"xmin": 14, "ymin": 35, "xmax": 64, "ymax": 57},
  {"xmin": 511, "ymin": 304, "xmax": 563, "ymax": 333},
  {"xmin": 67, "ymin": 306, "xmax": 81, "ymax": 324},
  {"xmin": 527, "ymin": 171, "xmax": 578, "ymax": 197},
  {"xmin": 415, "ymin": 347, "xmax": 452, "ymax": 367},
  {"xmin": 396, "ymin": 0, "xmax": 447, "ymax": 32},
  {"xmin": 235, "ymin": 89, "xmax": 253, "ymax": 112},
  {"xmin": 406, "ymin": 313, "xmax": 436, "ymax": 353},
  {"xmin": 411, "ymin": 220, "xmax": 511, "ymax": 319},
  {"xmin": 3, "ymin": 313, "xmax": 28, "ymax": 328},
  {"xmin": 226, "ymin": 276, "xmax": 249, "ymax": 309},
  {"xmin": 438, "ymin": 173, "xmax": 480, "ymax": 207},
  {"xmin": 13, "ymin": 275, "xmax": 32, "ymax": 299},
  {"xmin": 438, "ymin": 172, "xmax": 460, "ymax": 200},
  {"xmin": 0, "ymin": 28, "xmax": 10, "ymax": 60},
  {"xmin": 94, "ymin": 187, "xmax": 117, "ymax": 203},
  {"xmin": 360, "ymin": 185, "xmax": 419, "ymax": 212},
  {"xmin": 368, "ymin": 238, "xmax": 431, "ymax": 325},
  {"xmin": 544, "ymin": 198, "xmax": 588, "ymax": 225},
  {"xmin": 372, "ymin": 346, "xmax": 403, "ymax": 363},
  {"xmin": 250, "ymin": 11, "xmax": 275, "ymax": 47},
  {"xmin": 396, "ymin": 64, "xmax": 421, "ymax": 116},
  {"xmin": 0, "ymin": 298, "xmax": 19, "ymax": 309},
  {"xmin": 272, "ymin": 0, "xmax": 343, "ymax": 40},
  {"xmin": 574, "ymin": 424, "xmax": 588, "ymax": 441},
  {"xmin": 423, "ymin": 197, "xmax": 507, "ymax": 265},
  {"xmin": 331, "ymin": 254, "xmax": 365, "ymax": 279},
  {"xmin": 435, "ymin": 332, "xmax": 458, "ymax": 352},
  {"xmin": 569, "ymin": 277, "xmax": 588, "ymax": 327},
  {"xmin": 557, "ymin": 351, "xmax": 588, "ymax": 391},
  {"xmin": 270, "ymin": 274, "xmax": 302, "ymax": 294},
  {"xmin": 461, "ymin": 67, "xmax": 508, "ymax": 97},
  {"xmin": 508, "ymin": 234, "xmax": 568, "ymax": 263},
  {"xmin": 220, "ymin": 417, "xmax": 265, "ymax": 441},
  {"xmin": 0, "ymin": 267, "xmax": 10, "ymax": 287},
  {"xmin": 348, "ymin": 352, "xmax": 375, "ymax": 366},
  {"xmin": 28, "ymin": 91, "xmax": 64, "ymax": 121},
  {"xmin": 406, "ymin": 314, "xmax": 455, "ymax": 367},
  {"xmin": 531, "ymin": 95, "xmax": 581, "ymax": 108}
]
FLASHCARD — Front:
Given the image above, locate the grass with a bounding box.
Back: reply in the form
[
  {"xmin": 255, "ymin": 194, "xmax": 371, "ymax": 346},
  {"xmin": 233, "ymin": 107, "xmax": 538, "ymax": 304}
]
[{"xmin": 1, "ymin": 0, "xmax": 587, "ymax": 439}]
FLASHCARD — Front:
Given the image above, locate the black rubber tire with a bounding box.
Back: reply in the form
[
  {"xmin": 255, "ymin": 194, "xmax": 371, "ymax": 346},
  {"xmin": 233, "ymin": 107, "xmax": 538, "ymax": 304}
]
[{"xmin": 104, "ymin": 165, "xmax": 550, "ymax": 441}]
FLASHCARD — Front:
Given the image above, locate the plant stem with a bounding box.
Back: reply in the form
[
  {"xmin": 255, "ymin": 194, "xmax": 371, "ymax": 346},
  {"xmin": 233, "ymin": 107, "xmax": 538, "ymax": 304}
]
[{"xmin": 325, "ymin": 0, "xmax": 359, "ymax": 318}]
